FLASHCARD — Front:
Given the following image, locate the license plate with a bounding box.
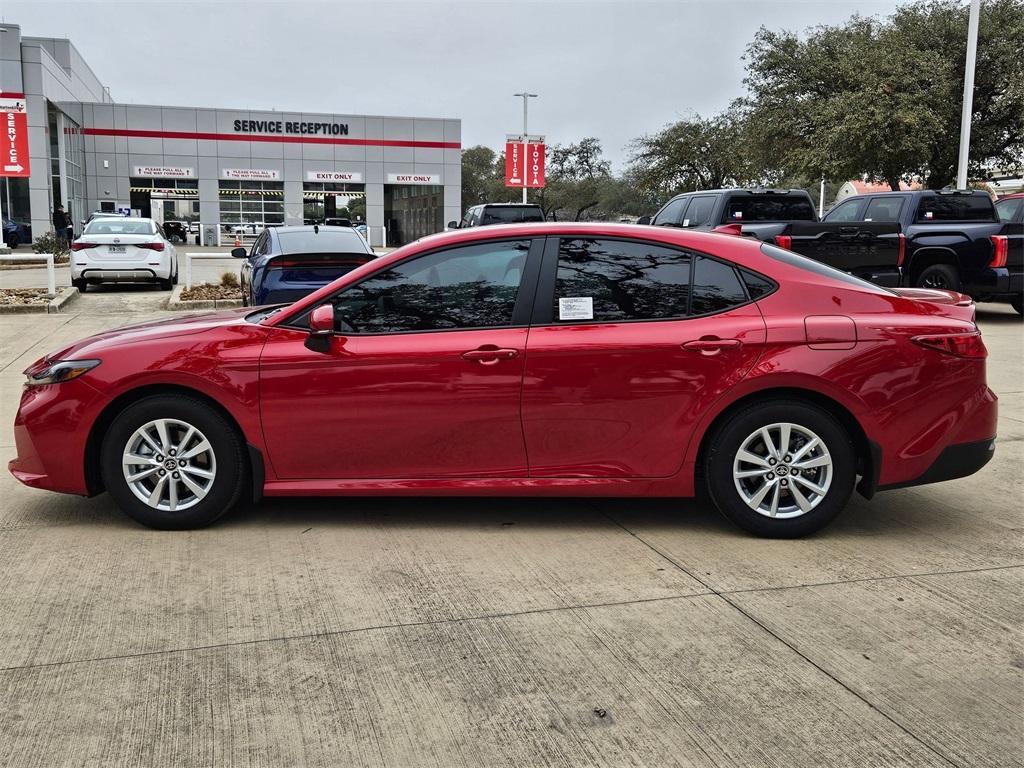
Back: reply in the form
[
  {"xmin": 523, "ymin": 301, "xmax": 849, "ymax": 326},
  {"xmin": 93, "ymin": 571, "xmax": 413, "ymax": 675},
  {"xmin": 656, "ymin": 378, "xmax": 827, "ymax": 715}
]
[{"xmin": 107, "ymin": 245, "xmax": 126, "ymax": 254}]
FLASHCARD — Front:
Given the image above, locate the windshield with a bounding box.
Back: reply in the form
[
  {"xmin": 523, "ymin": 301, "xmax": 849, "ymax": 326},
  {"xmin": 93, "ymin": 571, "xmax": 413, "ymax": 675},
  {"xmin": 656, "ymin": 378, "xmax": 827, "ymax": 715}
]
[
  {"xmin": 760, "ymin": 243, "xmax": 896, "ymax": 295},
  {"xmin": 83, "ymin": 219, "xmax": 155, "ymax": 235}
]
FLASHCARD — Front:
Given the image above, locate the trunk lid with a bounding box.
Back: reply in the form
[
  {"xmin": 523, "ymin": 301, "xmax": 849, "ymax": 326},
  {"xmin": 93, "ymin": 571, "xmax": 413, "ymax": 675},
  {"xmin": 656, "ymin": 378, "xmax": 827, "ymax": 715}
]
[{"xmin": 891, "ymin": 287, "xmax": 976, "ymax": 324}]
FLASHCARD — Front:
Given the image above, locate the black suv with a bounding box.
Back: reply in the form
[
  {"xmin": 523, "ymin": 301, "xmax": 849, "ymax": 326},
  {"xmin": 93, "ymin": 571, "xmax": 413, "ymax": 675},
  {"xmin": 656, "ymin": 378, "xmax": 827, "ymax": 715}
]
[{"xmin": 449, "ymin": 204, "xmax": 544, "ymax": 229}]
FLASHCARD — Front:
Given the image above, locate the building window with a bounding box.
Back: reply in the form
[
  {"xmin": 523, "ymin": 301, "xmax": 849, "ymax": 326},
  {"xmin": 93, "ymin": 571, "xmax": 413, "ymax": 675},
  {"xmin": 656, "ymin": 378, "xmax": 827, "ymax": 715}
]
[{"xmin": 218, "ymin": 181, "xmax": 285, "ymax": 233}]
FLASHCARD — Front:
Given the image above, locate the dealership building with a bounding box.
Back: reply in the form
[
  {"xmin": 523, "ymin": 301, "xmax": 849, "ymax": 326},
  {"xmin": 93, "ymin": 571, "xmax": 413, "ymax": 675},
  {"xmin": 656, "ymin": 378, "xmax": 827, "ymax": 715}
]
[{"xmin": 0, "ymin": 23, "xmax": 461, "ymax": 247}]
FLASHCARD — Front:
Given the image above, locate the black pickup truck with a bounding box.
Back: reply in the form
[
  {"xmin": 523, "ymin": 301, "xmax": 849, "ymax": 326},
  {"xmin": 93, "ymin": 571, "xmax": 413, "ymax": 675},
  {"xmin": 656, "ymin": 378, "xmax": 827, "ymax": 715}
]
[
  {"xmin": 822, "ymin": 189, "xmax": 1021, "ymax": 310},
  {"xmin": 642, "ymin": 188, "xmax": 903, "ymax": 286}
]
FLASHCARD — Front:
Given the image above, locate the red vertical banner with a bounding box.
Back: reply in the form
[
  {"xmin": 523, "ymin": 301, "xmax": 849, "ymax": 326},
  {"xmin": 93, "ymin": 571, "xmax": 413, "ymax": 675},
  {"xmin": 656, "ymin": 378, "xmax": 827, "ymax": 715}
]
[
  {"xmin": 526, "ymin": 141, "xmax": 545, "ymax": 188},
  {"xmin": 0, "ymin": 93, "xmax": 31, "ymax": 178},
  {"xmin": 504, "ymin": 139, "xmax": 522, "ymax": 187}
]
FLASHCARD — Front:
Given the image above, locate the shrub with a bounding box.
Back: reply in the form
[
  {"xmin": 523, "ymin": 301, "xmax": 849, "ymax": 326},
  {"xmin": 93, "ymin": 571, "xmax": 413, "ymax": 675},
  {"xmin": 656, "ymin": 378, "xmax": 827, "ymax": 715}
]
[
  {"xmin": 220, "ymin": 271, "xmax": 240, "ymax": 288},
  {"xmin": 31, "ymin": 231, "xmax": 70, "ymax": 263}
]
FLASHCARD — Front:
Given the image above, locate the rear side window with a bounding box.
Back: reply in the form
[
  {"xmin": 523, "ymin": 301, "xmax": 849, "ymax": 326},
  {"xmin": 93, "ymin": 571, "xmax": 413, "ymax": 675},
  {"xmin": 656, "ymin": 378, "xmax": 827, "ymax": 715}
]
[
  {"xmin": 690, "ymin": 257, "xmax": 748, "ymax": 315},
  {"xmin": 683, "ymin": 196, "xmax": 717, "ymax": 227},
  {"xmin": 652, "ymin": 196, "xmax": 689, "ymax": 226},
  {"xmin": 726, "ymin": 195, "xmax": 816, "ymax": 223},
  {"xmin": 554, "ymin": 238, "xmax": 691, "ymax": 322},
  {"xmin": 823, "ymin": 199, "xmax": 865, "ymax": 222},
  {"xmin": 760, "ymin": 243, "xmax": 896, "ymax": 295},
  {"xmin": 740, "ymin": 270, "xmax": 776, "ymax": 299},
  {"xmin": 863, "ymin": 197, "xmax": 905, "ymax": 221},
  {"xmin": 915, "ymin": 195, "xmax": 996, "ymax": 222}
]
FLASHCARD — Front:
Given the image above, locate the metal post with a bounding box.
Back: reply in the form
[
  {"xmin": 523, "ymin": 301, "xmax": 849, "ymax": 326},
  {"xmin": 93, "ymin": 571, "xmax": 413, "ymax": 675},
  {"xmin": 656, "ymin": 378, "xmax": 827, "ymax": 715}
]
[
  {"xmin": 45, "ymin": 254, "xmax": 55, "ymax": 296},
  {"xmin": 957, "ymin": 0, "xmax": 981, "ymax": 189},
  {"xmin": 514, "ymin": 92, "xmax": 537, "ymax": 204},
  {"xmin": 819, "ymin": 175, "xmax": 826, "ymax": 218},
  {"xmin": 185, "ymin": 252, "xmax": 192, "ymax": 289}
]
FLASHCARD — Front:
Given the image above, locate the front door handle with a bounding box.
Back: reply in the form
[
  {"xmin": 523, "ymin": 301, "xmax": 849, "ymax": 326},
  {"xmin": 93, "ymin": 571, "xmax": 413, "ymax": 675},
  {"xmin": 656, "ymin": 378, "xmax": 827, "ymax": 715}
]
[
  {"xmin": 461, "ymin": 347, "xmax": 519, "ymax": 365},
  {"xmin": 682, "ymin": 337, "xmax": 742, "ymax": 355}
]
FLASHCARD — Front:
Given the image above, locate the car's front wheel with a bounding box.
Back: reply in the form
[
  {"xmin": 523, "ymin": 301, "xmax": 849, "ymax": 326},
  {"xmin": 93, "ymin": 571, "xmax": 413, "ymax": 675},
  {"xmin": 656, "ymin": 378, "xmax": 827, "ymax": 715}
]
[
  {"xmin": 100, "ymin": 395, "xmax": 247, "ymax": 529},
  {"xmin": 705, "ymin": 400, "xmax": 856, "ymax": 537}
]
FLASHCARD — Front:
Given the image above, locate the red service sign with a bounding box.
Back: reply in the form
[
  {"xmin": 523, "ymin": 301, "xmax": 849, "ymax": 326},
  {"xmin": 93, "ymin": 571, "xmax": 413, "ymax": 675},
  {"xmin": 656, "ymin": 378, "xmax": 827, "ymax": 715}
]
[
  {"xmin": 504, "ymin": 141, "xmax": 523, "ymax": 187},
  {"xmin": 1, "ymin": 94, "xmax": 31, "ymax": 178},
  {"xmin": 505, "ymin": 139, "xmax": 545, "ymax": 188}
]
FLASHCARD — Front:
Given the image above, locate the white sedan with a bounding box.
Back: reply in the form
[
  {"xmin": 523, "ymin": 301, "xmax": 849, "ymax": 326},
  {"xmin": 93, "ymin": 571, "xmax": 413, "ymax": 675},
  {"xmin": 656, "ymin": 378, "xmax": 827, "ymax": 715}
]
[{"xmin": 71, "ymin": 217, "xmax": 179, "ymax": 292}]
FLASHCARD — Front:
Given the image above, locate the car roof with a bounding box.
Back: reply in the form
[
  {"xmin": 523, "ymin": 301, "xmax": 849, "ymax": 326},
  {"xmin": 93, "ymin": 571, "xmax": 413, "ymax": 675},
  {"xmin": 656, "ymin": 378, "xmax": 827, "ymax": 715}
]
[
  {"xmin": 668, "ymin": 189, "xmax": 808, "ymax": 198},
  {"xmin": 474, "ymin": 203, "xmax": 542, "ymax": 208}
]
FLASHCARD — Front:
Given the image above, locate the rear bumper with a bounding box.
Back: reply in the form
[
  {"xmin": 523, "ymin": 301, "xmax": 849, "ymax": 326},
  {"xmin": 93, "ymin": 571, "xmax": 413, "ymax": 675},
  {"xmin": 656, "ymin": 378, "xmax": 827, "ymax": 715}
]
[
  {"xmin": 880, "ymin": 438, "xmax": 996, "ymax": 490},
  {"xmin": 963, "ymin": 267, "xmax": 1023, "ymax": 302}
]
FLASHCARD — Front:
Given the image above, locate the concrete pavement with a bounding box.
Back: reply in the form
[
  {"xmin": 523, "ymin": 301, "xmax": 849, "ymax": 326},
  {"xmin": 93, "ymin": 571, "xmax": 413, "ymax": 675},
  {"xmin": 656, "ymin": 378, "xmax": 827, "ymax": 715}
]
[{"xmin": 0, "ymin": 291, "xmax": 1020, "ymax": 767}]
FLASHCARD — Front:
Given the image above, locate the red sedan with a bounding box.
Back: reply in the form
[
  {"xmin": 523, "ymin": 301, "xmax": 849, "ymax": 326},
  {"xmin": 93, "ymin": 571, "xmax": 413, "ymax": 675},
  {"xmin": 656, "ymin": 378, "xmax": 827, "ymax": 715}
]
[{"xmin": 10, "ymin": 223, "xmax": 997, "ymax": 536}]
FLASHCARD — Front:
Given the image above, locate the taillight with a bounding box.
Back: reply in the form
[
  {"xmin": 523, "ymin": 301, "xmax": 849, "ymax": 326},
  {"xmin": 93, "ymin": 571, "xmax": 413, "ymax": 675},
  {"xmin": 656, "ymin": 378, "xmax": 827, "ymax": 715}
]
[
  {"xmin": 775, "ymin": 234, "xmax": 792, "ymax": 250},
  {"xmin": 912, "ymin": 332, "xmax": 987, "ymax": 359},
  {"xmin": 897, "ymin": 233, "xmax": 907, "ymax": 267},
  {"xmin": 990, "ymin": 235, "xmax": 1008, "ymax": 268},
  {"xmin": 137, "ymin": 242, "xmax": 165, "ymax": 251},
  {"xmin": 70, "ymin": 242, "xmax": 98, "ymax": 251}
]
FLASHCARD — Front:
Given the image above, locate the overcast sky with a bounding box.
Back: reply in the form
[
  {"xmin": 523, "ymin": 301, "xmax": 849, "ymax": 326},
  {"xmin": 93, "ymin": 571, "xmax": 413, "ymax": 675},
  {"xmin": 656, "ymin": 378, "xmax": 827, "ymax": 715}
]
[{"xmin": 5, "ymin": 0, "xmax": 905, "ymax": 170}]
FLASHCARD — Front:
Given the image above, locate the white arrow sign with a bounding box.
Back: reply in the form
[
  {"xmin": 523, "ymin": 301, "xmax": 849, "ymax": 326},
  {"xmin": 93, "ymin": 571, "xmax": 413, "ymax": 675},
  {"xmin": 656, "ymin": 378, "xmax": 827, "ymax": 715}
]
[{"xmin": 3, "ymin": 164, "xmax": 24, "ymax": 173}]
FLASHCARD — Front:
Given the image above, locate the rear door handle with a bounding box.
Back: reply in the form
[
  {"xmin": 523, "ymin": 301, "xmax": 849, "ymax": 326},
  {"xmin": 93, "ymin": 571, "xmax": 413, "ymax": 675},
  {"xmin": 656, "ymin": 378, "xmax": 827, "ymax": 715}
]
[
  {"xmin": 682, "ymin": 338, "xmax": 742, "ymax": 355},
  {"xmin": 461, "ymin": 347, "xmax": 519, "ymax": 365}
]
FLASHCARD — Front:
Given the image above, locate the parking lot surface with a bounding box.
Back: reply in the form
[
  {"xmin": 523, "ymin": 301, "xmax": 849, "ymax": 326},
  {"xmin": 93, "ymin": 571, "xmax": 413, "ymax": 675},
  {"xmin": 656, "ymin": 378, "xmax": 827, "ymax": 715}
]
[{"xmin": 0, "ymin": 290, "xmax": 1020, "ymax": 767}]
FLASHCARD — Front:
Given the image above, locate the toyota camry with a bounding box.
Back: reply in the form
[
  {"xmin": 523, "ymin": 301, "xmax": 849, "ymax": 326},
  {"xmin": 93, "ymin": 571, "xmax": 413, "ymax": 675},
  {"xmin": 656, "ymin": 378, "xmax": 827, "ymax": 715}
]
[{"xmin": 10, "ymin": 223, "xmax": 997, "ymax": 536}]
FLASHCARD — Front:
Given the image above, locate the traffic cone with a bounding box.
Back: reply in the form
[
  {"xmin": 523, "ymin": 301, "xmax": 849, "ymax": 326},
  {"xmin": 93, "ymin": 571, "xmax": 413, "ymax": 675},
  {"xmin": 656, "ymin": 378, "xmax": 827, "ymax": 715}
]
[{"xmin": 234, "ymin": 233, "xmax": 241, "ymax": 247}]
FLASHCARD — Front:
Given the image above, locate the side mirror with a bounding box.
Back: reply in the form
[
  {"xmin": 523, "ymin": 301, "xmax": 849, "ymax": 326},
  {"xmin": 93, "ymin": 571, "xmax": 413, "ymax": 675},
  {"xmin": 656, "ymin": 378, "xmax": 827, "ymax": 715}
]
[
  {"xmin": 309, "ymin": 304, "xmax": 335, "ymax": 337},
  {"xmin": 231, "ymin": 247, "xmax": 247, "ymax": 259},
  {"xmin": 446, "ymin": 221, "xmax": 459, "ymax": 230},
  {"xmin": 636, "ymin": 215, "xmax": 651, "ymax": 225}
]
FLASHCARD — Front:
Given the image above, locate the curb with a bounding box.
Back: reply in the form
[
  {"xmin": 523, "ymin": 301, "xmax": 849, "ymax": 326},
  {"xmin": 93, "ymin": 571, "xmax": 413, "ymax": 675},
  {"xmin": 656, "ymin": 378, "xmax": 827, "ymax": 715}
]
[
  {"xmin": 167, "ymin": 284, "xmax": 243, "ymax": 311},
  {"xmin": 0, "ymin": 286, "xmax": 79, "ymax": 314}
]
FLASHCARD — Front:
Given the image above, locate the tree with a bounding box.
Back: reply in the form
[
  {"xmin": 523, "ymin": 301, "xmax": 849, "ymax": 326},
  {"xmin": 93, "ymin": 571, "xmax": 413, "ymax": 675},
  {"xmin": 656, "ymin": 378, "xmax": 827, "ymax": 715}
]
[
  {"xmin": 460, "ymin": 145, "xmax": 507, "ymax": 212},
  {"xmin": 541, "ymin": 138, "xmax": 613, "ymax": 221},
  {"xmin": 627, "ymin": 106, "xmax": 770, "ymax": 201},
  {"xmin": 742, "ymin": 0, "xmax": 1024, "ymax": 190}
]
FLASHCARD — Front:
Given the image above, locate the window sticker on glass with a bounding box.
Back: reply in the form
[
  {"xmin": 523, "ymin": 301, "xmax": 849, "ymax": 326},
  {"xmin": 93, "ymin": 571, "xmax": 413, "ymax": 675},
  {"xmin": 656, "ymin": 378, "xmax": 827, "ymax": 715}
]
[{"xmin": 558, "ymin": 296, "xmax": 594, "ymax": 321}]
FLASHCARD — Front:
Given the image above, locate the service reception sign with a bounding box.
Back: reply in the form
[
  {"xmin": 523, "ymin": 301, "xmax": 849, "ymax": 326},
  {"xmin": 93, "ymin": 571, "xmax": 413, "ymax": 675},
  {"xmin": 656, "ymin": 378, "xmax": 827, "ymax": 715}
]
[
  {"xmin": 1, "ymin": 94, "xmax": 30, "ymax": 178},
  {"xmin": 133, "ymin": 166, "xmax": 195, "ymax": 178},
  {"xmin": 221, "ymin": 168, "xmax": 281, "ymax": 181},
  {"xmin": 306, "ymin": 170, "xmax": 363, "ymax": 183}
]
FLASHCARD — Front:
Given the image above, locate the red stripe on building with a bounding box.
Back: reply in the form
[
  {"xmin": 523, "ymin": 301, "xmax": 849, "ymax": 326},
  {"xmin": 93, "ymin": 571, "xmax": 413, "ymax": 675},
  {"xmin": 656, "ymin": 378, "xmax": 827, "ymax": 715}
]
[{"xmin": 81, "ymin": 127, "xmax": 460, "ymax": 149}]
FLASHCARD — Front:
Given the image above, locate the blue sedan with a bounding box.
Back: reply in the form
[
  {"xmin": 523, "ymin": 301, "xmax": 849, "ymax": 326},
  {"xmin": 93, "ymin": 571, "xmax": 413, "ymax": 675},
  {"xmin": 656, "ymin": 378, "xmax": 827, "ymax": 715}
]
[{"xmin": 236, "ymin": 225, "xmax": 376, "ymax": 306}]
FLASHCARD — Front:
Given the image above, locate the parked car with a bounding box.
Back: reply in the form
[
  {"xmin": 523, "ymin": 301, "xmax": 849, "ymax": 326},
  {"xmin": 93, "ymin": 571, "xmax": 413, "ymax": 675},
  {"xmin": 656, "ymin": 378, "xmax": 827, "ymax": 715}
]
[
  {"xmin": 323, "ymin": 217, "xmax": 352, "ymax": 227},
  {"xmin": 162, "ymin": 221, "xmax": 188, "ymax": 243},
  {"xmin": 449, "ymin": 203, "xmax": 544, "ymax": 229},
  {"xmin": 70, "ymin": 217, "xmax": 178, "ymax": 292},
  {"xmin": 188, "ymin": 221, "xmax": 201, "ymax": 234},
  {"xmin": 643, "ymin": 188, "xmax": 903, "ymax": 286},
  {"xmin": 236, "ymin": 224, "xmax": 375, "ymax": 306},
  {"xmin": 353, "ymin": 222, "xmax": 368, "ymax": 240},
  {"xmin": 994, "ymin": 194, "xmax": 1024, "ymax": 314},
  {"xmin": 822, "ymin": 189, "xmax": 1019, "ymax": 309},
  {"xmin": 3, "ymin": 218, "xmax": 32, "ymax": 248},
  {"xmin": 11, "ymin": 223, "xmax": 996, "ymax": 536}
]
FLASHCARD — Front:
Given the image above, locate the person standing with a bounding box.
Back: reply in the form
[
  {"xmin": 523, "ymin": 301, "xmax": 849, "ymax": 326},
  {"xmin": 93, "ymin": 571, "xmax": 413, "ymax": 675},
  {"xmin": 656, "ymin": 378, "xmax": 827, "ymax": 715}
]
[{"xmin": 53, "ymin": 205, "xmax": 71, "ymax": 242}]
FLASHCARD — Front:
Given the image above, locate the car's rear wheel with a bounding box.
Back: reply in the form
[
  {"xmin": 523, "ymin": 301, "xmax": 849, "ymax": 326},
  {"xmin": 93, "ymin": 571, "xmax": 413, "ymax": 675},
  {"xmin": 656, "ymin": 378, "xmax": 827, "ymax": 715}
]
[
  {"xmin": 158, "ymin": 276, "xmax": 173, "ymax": 290},
  {"xmin": 705, "ymin": 401, "xmax": 856, "ymax": 537},
  {"xmin": 916, "ymin": 263, "xmax": 961, "ymax": 292},
  {"xmin": 72, "ymin": 278, "xmax": 87, "ymax": 293},
  {"xmin": 1011, "ymin": 296, "xmax": 1023, "ymax": 315},
  {"xmin": 100, "ymin": 395, "xmax": 247, "ymax": 529}
]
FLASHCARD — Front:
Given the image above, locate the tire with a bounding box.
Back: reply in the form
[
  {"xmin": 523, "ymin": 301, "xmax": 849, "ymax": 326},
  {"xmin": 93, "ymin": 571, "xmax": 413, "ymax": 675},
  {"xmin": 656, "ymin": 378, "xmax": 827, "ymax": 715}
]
[
  {"xmin": 72, "ymin": 278, "xmax": 87, "ymax": 293},
  {"xmin": 705, "ymin": 400, "xmax": 856, "ymax": 538},
  {"xmin": 158, "ymin": 276, "xmax": 173, "ymax": 290},
  {"xmin": 915, "ymin": 263, "xmax": 961, "ymax": 293},
  {"xmin": 172, "ymin": 263, "xmax": 179, "ymax": 285},
  {"xmin": 100, "ymin": 394, "xmax": 247, "ymax": 529},
  {"xmin": 1011, "ymin": 296, "xmax": 1023, "ymax": 315},
  {"xmin": 5, "ymin": 234, "xmax": 18, "ymax": 248}
]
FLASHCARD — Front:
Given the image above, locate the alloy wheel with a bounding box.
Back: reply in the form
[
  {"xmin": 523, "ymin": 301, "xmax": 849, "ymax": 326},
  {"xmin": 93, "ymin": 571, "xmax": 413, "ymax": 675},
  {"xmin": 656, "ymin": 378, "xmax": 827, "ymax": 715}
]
[
  {"xmin": 732, "ymin": 422, "xmax": 833, "ymax": 519},
  {"xmin": 122, "ymin": 418, "xmax": 217, "ymax": 511}
]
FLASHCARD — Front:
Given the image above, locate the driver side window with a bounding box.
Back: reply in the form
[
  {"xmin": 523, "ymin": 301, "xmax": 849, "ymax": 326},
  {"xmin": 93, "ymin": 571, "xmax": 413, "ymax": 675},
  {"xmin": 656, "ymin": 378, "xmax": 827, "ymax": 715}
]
[{"xmin": 329, "ymin": 239, "xmax": 531, "ymax": 334}]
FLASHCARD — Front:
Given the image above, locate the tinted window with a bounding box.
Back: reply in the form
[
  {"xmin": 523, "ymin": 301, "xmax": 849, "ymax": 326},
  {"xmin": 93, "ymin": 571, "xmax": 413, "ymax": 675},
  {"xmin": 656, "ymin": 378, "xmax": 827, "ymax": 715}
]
[
  {"xmin": 554, "ymin": 238, "xmax": 691, "ymax": 322},
  {"xmin": 329, "ymin": 240, "xmax": 529, "ymax": 334},
  {"xmin": 84, "ymin": 219, "xmax": 156, "ymax": 235},
  {"xmin": 863, "ymin": 197, "xmax": 905, "ymax": 221},
  {"xmin": 691, "ymin": 257, "xmax": 748, "ymax": 315},
  {"xmin": 726, "ymin": 195, "xmax": 816, "ymax": 222},
  {"xmin": 823, "ymin": 199, "xmax": 865, "ymax": 222},
  {"xmin": 278, "ymin": 229, "xmax": 367, "ymax": 254},
  {"xmin": 760, "ymin": 243, "xmax": 896, "ymax": 295},
  {"xmin": 683, "ymin": 196, "xmax": 717, "ymax": 227},
  {"xmin": 652, "ymin": 196, "xmax": 689, "ymax": 226},
  {"xmin": 996, "ymin": 198, "xmax": 1022, "ymax": 223},
  {"xmin": 480, "ymin": 206, "xmax": 544, "ymax": 225},
  {"xmin": 741, "ymin": 270, "xmax": 776, "ymax": 299},
  {"xmin": 915, "ymin": 195, "xmax": 996, "ymax": 222}
]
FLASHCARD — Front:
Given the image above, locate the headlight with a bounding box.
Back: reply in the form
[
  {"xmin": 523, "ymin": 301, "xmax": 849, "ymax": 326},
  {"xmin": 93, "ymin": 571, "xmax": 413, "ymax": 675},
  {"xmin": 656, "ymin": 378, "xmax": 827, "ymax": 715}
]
[{"xmin": 25, "ymin": 359, "xmax": 101, "ymax": 387}]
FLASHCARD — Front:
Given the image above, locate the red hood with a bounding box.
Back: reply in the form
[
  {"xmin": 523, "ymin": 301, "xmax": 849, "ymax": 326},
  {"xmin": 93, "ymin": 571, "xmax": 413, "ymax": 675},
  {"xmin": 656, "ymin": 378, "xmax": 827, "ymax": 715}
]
[{"xmin": 37, "ymin": 308, "xmax": 255, "ymax": 365}]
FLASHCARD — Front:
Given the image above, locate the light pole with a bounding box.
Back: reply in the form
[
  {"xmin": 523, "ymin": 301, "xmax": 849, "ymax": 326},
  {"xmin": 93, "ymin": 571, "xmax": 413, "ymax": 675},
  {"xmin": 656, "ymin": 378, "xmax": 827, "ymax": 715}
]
[
  {"xmin": 956, "ymin": 0, "xmax": 981, "ymax": 189},
  {"xmin": 514, "ymin": 92, "xmax": 537, "ymax": 203}
]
